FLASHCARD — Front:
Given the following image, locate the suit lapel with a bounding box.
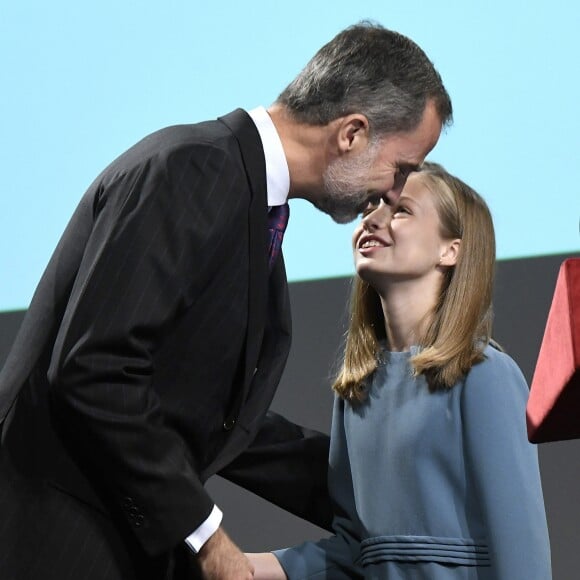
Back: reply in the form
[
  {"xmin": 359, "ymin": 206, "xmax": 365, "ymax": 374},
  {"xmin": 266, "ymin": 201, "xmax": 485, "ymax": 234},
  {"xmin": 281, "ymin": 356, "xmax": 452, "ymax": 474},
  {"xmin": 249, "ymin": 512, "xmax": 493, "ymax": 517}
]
[{"xmin": 218, "ymin": 109, "xmax": 269, "ymax": 409}]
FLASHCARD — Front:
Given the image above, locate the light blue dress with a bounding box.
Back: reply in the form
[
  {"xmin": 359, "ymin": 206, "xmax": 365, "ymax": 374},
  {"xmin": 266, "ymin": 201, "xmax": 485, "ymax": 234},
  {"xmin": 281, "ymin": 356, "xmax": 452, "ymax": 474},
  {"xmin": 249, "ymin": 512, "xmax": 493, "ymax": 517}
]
[{"xmin": 274, "ymin": 345, "xmax": 551, "ymax": 579}]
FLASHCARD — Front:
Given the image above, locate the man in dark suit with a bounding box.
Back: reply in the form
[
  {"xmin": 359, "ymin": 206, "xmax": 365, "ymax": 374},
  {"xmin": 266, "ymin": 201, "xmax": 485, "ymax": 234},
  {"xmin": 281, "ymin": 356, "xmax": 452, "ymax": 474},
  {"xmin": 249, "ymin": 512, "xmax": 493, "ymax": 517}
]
[{"xmin": 0, "ymin": 22, "xmax": 452, "ymax": 579}]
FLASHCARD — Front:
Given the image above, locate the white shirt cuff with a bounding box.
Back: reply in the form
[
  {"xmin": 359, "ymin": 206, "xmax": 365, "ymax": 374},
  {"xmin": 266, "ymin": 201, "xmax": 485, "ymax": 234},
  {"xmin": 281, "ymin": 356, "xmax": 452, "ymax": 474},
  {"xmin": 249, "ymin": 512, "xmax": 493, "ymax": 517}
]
[{"xmin": 184, "ymin": 504, "xmax": 223, "ymax": 553}]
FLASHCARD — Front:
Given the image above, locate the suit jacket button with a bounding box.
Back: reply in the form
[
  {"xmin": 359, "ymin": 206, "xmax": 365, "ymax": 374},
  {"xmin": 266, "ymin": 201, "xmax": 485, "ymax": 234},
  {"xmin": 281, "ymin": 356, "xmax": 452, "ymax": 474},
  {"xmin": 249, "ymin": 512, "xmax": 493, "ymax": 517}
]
[
  {"xmin": 223, "ymin": 417, "xmax": 236, "ymax": 431},
  {"xmin": 122, "ymin": 497, "xmax": 134, "ymax": 509}
]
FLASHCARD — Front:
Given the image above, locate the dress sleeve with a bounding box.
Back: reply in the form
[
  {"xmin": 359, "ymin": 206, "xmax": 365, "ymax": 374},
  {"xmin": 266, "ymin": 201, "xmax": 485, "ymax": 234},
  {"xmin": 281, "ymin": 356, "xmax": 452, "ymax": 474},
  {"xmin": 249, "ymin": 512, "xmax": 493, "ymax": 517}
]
[
  {"xmin": 273, "ymin": 534, "xmax": 363, "ymax": 580},
  {"xmin": 272, "ymin": 397, "xmax": 364, "ymax": 579},
  {"xmin": 461, "ymin": 349, "xmax": 552, "ymax": 579}
]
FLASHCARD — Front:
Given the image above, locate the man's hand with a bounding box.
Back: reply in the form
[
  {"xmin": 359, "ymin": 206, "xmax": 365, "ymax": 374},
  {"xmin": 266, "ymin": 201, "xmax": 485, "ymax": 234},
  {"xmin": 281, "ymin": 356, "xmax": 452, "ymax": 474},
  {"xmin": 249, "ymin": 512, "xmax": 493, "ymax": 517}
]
[{"xmin": 198, "ymin": 527, "xmax": 254, "ymax": 579}]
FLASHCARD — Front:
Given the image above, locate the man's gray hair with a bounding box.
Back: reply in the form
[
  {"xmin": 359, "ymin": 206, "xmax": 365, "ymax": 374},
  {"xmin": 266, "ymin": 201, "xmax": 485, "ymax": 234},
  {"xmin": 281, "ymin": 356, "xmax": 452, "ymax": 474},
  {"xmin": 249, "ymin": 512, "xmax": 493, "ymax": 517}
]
[{"xmin": 277, "ymin": 22, "xmax": 453, "ymax": 137}]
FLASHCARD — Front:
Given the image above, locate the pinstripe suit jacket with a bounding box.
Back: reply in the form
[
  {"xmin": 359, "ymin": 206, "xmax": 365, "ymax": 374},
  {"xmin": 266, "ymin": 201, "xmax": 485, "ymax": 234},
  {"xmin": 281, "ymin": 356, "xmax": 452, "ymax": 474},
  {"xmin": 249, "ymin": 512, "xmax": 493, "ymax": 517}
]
[{"xmin": 0, "ymin": 109, "xmax": 331, "ymax": 568}]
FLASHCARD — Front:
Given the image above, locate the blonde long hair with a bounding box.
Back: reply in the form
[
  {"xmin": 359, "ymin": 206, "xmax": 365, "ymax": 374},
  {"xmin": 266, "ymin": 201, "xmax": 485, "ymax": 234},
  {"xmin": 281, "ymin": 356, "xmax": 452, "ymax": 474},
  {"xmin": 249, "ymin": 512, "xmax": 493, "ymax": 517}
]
[{"xmin": 333, "ymin": 162, "xmax": 496, "ymax": 401}]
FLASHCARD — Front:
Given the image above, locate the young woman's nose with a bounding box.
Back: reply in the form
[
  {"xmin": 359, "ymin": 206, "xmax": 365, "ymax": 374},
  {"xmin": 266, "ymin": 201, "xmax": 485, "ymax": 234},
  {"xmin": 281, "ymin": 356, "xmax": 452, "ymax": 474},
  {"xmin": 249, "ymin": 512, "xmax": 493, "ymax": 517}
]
[{"xmin": 362, "ymin": 201, "xmax": 391, "ymax": 230}]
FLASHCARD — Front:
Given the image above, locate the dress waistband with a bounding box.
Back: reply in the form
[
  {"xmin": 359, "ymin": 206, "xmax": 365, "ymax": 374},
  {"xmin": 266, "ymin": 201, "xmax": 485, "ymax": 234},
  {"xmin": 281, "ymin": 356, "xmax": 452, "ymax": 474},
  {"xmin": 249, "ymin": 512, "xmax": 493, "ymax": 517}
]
[{"xmin": 358, "ymin": 535, "xmax": 490, "ymax": 567}]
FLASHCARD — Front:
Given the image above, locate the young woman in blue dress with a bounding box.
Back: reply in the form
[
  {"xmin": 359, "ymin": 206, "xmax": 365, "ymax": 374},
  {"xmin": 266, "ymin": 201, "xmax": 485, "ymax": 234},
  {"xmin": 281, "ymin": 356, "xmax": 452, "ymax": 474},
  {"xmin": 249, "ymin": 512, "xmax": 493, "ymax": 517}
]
[{"xmin": 250, "ymin": 162, "xmax": 551, "ymax": 579}]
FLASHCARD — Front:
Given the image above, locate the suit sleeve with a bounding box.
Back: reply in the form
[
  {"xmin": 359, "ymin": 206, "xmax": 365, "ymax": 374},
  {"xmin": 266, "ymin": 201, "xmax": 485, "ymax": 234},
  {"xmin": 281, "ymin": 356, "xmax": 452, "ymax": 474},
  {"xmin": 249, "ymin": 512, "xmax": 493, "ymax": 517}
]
[
  {"xmin": 219, "ymin": 411, "xmax": 333, "ymax": 530},
  {"xmin": 271, "ymin": 397, "xmax": 364, "ymax": 579},
  {"xmin": 47, "ymin": 141, "xmax": 244, "ymax": 556},
  {"xmin": 461, "ymin": 350, "xmax": 552, "ymax": 579}
]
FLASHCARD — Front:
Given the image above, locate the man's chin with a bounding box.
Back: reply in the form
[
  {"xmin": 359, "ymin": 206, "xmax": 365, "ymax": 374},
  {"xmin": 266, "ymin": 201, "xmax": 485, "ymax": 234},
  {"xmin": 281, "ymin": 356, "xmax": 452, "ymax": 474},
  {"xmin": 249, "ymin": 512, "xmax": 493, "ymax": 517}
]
[
  {"xmin": 330, "ymin": 212, "xmax": 358, "ymax": 225},
  {"xmin": 312, "ymin": 198, "xmax": 360, "ymax": 224}
]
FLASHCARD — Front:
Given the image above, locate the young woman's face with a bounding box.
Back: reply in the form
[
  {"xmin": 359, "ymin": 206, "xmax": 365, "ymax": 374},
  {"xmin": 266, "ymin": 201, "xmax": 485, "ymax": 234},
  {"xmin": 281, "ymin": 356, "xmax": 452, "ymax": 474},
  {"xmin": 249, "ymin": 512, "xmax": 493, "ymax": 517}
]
[{"xmin": 352, "ymin": 173, "xmax": 458, "ymax": 291}]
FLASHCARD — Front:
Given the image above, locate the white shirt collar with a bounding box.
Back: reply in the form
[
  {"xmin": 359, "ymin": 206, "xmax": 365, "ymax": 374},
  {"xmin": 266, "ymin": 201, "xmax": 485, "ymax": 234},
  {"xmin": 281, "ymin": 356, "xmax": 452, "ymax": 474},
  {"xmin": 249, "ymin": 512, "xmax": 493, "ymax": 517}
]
[{"xmin": 247, "ymin": 106, "xmax": 290, "ymax": 207}]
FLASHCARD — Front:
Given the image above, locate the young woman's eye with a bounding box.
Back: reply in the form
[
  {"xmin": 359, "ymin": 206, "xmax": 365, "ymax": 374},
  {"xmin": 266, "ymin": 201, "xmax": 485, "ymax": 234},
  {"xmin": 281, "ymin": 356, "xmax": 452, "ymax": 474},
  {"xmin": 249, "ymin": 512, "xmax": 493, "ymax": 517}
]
[{"xmin": 393, "ymin": 206, "xmax": 410, "ymax": 216}]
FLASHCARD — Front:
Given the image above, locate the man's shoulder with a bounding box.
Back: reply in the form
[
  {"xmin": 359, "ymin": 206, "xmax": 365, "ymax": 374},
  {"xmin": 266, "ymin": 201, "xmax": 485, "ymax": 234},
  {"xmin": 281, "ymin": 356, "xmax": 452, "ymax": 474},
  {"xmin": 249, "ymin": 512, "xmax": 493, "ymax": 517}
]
[
  {"xmin": 103, "ymin": 117, "xmax": 244, "ymax": 177},
  {"xmin": 147, "ymin": 109, "xmax": 255, "ymax": 151},
  {"xmin": 133, "ymin": 118, "xmax": 233, "ymax": 155}
]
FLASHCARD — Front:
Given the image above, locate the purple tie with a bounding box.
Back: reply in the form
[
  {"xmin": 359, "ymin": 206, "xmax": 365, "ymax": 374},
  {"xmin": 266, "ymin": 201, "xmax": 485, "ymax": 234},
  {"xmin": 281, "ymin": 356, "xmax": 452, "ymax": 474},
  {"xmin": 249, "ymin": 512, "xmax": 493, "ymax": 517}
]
[{"xmin": 268, "ymin": 203, "xmax": 290, "ymax": 271}]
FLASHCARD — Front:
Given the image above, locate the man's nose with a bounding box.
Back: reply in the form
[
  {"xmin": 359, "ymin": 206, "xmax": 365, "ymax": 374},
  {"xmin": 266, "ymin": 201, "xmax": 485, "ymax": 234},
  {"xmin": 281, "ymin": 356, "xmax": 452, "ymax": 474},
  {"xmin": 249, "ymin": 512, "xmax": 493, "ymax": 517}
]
[{"xmin": 390, "ymin": 174, "xmax": 407, "ymax": 199}]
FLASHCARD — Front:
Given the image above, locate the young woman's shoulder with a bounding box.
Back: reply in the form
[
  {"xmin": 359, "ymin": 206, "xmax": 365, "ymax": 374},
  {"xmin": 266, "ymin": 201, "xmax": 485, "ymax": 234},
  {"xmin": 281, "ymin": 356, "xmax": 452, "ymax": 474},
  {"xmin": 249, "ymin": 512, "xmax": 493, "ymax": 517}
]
[{"xmin": 461, "ymin": 343, "xmax": 529, "ymax": 405}]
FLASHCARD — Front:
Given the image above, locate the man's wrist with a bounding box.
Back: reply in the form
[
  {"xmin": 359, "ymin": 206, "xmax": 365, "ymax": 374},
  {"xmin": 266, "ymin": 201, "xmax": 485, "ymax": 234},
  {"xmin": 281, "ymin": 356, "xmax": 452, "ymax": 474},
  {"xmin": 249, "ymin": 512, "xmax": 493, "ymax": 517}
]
[{"xmin": 184, "ymin": 504, "xmax": 223, "ymax": 553}]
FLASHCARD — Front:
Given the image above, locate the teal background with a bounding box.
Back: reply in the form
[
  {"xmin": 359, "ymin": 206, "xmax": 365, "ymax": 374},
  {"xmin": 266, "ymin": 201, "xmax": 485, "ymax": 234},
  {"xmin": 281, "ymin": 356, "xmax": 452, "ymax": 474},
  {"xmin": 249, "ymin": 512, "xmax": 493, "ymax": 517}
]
[{"xmin": 1, "ymin": 0, "xmax": 579, "ymax": 310}]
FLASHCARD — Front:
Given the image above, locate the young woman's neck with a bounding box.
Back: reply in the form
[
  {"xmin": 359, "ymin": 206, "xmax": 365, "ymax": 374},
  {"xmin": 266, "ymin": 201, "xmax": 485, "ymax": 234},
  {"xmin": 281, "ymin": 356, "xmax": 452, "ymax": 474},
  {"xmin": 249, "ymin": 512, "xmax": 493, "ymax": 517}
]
[{"xmin": 377, "ymin": 276, "xmax": 441, "ymax": 352}]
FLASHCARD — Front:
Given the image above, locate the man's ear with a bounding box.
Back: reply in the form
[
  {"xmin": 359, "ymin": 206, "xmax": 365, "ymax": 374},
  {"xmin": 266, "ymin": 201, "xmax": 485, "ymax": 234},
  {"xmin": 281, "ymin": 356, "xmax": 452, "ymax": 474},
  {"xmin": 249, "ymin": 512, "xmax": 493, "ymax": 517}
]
[
  {"xmin": 336, "ymin": 114, "xmax": 370, "ymax": 153},
  {"xmin": 439, "ymin": 239, "xmax": 461, "ymax": 267}
]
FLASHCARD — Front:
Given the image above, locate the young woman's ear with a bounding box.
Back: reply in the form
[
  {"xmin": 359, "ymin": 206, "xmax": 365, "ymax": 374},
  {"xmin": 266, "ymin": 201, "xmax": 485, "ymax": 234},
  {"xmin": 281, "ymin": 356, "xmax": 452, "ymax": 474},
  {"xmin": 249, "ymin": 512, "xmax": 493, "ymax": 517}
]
[{"xmin": 439, "ymin": 239, "xmax": 461, "ymax": 267}]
